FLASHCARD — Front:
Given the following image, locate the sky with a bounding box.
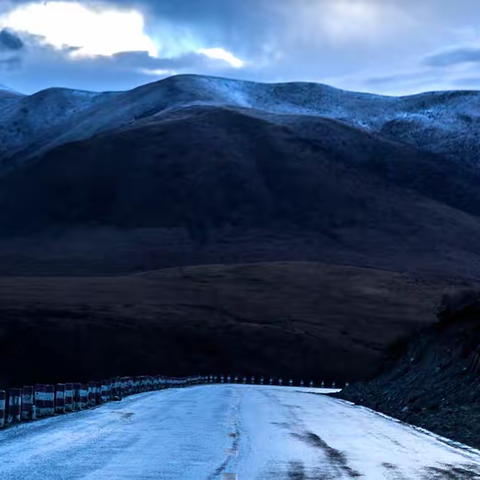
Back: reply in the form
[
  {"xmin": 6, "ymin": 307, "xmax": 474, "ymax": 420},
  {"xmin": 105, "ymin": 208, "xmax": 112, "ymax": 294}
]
[{"xmin": 2, "ymin": 0, "xmax": 480, "ymax": 95}]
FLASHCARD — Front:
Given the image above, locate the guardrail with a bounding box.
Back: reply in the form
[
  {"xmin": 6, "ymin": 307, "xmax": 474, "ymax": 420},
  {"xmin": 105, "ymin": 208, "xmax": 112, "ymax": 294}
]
[
  {"xmin": 205, "ymin": 375, "xmax": 346, "ymax": 389},
  {"xmin": 0, "ymin": 374, "xmax": 347, "ymax": 429},
  {"xmin": 0, "ymin": 375, "xmax": 203, "ymax": 429}
]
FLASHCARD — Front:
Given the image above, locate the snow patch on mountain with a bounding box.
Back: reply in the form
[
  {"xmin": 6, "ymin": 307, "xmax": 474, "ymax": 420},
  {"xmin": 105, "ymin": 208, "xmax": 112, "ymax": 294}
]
[
  {"xmin": 0, "ymin": 74, "xmax": 479, "ymax": 169},
  {"xmin": 0, "ymin": 88, "xmax": 119, "ymax": 162}
]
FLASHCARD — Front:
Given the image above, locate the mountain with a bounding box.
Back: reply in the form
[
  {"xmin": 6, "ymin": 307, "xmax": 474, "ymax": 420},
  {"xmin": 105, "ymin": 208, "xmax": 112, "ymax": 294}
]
[
  {"xmin": 0, "ymin": 83, "xmax": 21, "ymax": 94},
  {"xmin": 0, "ymin": 75, "xmax": 480, "ymax": 386},
  {"xmin": 1, "ymin": 75, "xmax": 480, "ymax": 169},
  {"xmin": 0, "ymin": 76, "xmax": 479, "ymax": 277},
  {"xmin": 0, "ymin": 83, "xmax": 23, "ymax": 103}
]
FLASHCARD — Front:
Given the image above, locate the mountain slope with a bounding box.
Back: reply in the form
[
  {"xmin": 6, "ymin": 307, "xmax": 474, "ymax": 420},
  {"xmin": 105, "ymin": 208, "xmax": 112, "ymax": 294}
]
[
  {"xmin": 2, "ymin": 75, "xmax": 480, "ymax": 169},
  {"xmin": 0, "ymin": 83, "xmax": 22, "ymax": 95},
  {"xmin": 0, "ymin": 75, "xmax": 479, "ymax": 278},
  {"xmin": 0, "ymin": 102, "xmax": 480, "ymax": 277},
  {"xmin": 0, "ymin": 87, "xmax": 117, "ymax": 166},
  {"xmin": 0, "ymin": 262, "xmax": 470, "ymax": 388},
  {"xmin": 2, "ymin": 75, "xmax": 480, "ymax": 390}
]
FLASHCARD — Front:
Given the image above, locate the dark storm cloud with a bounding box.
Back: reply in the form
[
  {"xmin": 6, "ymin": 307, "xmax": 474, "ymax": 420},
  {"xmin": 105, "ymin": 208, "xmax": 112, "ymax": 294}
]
[
  {"xmin": 0, "ymin": 28, "xmax": 24, "ymax": 50},
  {"xmin": 0, "ymin": 28, "xmax": 23, "ymax": 72}
]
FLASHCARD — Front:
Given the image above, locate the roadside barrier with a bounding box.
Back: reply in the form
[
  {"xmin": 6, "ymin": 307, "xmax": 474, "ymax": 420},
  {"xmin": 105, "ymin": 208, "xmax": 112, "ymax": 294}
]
[
  {"xmin": 46, "ymin": 385, "xmax": 55, "ymax": 416},
  {"xmin": 114, "ymin": 377, "xmax": 122, "ymax": 399},
  {"xmin": 8, "ymin": 388, "xmax": 21, "ymax": 424},
  {"xmin": 35, "ymin": 384, "xmax": 47, "ymax": 418},
  {"xmin": 87, "ymin": 381, "xmax": 97, "ymax": 408},
  {"xmin": 65, "ymin": 384, "xmax": 74, "ymax": 412},
  {"xmin": 80, "ymin": 384, "xmax": 88, "ymax": 409},
  {"xmin": 0, "ymin": 391, "xmax": 5, "ymax": 428},
  {"xmin": 55, "ymin": 384, "xmax": 66, "ymax": 414},
  {"xmin": 73, "ymin": 383, "xmax": 81, "ymax": 410},
  {"xmin": 21, "ymin": 386, "xmax": 34, "ymax": 421},
  {"xmin": 206, "ymin": 377, "xmax": 341, "ymax": 389},
  {"xmin": 95, "ymin": 382, "xmax": 102, "ymax": 404},
  {"xmin": 0, "ymin": 373, "xmax": 339, "ymax": 431},
  {"xmin": 0, "ymin": 375, "xmax": 202, "ymax": 430},
  {"xmin": 101, "ymin": 380, "xmax": 111, "ymax": 403}
]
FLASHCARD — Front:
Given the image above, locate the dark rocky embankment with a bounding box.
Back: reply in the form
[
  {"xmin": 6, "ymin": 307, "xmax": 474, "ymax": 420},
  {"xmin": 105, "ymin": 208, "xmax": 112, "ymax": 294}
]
[{"xmin": 337, "ymin": 290, "xmax": 480, "ymax": 449}]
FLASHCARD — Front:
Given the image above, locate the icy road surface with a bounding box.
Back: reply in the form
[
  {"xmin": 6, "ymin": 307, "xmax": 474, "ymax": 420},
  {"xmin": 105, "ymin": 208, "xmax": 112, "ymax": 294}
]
[{"xmin": 0, "ymin": 385, "xmax": 480, "ymax": 479}]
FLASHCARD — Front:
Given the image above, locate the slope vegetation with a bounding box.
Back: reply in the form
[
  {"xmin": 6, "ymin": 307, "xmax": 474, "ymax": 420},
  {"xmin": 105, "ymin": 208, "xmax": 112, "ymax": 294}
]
[
  {"xmin": 0, "ymin": 104, "xmax": 479, "ymax": 278},
  {"xmin": 338, "ymin": 290, "xmax": 480, "ymax": 449},
  {"xmin": 2, "ymin": 75, "xmax": 480, "ymax": 168},
  {"xmin": 0, "ymin": 262, "xmax": 471, "ymax": 389},
  {"xmin": 0, "ymin": 75, "xmax": 479, "ymax": 388}
]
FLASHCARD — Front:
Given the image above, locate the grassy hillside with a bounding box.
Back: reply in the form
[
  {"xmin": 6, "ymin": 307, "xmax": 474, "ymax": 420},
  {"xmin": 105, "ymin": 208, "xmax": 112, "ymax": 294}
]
[
  {"xmin": 0, "ymin": 262, "xmax": 473, "ymax": 389},
  {"xmin": 1, "ymin": 105, "xmax": 480, "ymax": 279}
]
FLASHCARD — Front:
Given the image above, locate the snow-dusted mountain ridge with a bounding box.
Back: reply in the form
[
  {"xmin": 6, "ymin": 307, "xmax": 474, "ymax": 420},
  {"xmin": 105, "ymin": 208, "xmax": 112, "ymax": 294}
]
[{"xmin": 0, "ymin": 74, "xmax": 479, "ymax": 169}]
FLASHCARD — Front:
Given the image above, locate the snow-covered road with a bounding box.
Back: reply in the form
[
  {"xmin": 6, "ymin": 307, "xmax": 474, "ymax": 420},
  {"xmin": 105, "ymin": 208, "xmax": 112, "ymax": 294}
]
[{"xmin": 0, "ymin": 385, "xmax": 479, "ymax": 479}]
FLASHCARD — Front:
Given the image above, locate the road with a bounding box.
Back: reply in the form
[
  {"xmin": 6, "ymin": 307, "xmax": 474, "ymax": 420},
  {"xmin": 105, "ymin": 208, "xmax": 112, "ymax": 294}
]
[{"xmin": 0, "ymin": 385, "xmax": 479, "ymax": 479}]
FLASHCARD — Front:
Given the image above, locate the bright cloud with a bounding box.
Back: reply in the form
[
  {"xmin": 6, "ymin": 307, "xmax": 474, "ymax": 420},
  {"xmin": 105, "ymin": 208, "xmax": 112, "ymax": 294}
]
[
  {"xmin": 322, "ymin": 0, "xmax": 382, "ymax": 42},
  {"xmin": 289, "ymin": 0, "xmax": 414, "ymax": 46},
  {"xmin": 0, "ymin": 1, "xmax": 158, "ymax": 57},
  {"xmin": 199, "ymin": 48, "xmax": 244, "ymax": 68}
]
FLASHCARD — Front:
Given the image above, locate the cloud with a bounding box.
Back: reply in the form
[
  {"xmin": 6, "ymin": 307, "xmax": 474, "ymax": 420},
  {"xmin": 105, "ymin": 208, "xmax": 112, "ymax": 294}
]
[
  {"xmin": 291, "ymin": 0, "xmax": 415, "ymax": 46},
  {"xmin": 424, "ymin": 47, "xmax": 480, "ymax": 67},
  {"xmin": 110, "ymin": 49, "xmax": 242, "ymax": 72},
  {"xmin": 0, "ymin": 1, "xmax": 249, "ymax": 92},
  {"xmin": 0, "ymin": 1, "xmax": 158, "ymax": 57},
  {"xmin": 1, "ymin": 0, "xmax": 480, "ymax": 96},
  {"xmin": 0, "ymin": 1, "xmax": 419, "ymax": 94},
  {"xmin": 0, "ymin": 31, "xmax": 249, "ymax": 93},
  {"xmin": 198, "ymin": 48, "xmax": 244, "ymax": 68},
  {"xmin": 0, "ymin": 28, "xmax": 23, "ymax": 50},
  {"xmin": 332, "ymin": 53, "xmax": 480, "ymax": 96},
  {"xmin": 0, "ymin": 28, "xmax": 23, "ymax": 71}
]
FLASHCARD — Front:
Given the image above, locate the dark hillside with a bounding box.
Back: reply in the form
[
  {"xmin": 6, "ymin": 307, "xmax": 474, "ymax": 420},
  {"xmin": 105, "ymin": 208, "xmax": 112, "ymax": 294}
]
[
  {"xmin": 1, "ymin": 76, "xmax": 480, "ymax": 395},
  {"xmin": 0, "ymin": 106, "xmax": 480, "ymax": 278},
  {"xmin": 337, "ymin": 290, "xmax": 480, "ymax": 449},
  {"xmin": 0, "ymin": 262, "xmax": 469, "ymax": 389}
]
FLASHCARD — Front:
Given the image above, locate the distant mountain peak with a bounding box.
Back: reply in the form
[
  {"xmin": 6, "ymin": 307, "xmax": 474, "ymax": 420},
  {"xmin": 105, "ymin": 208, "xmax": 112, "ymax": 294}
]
[{"xmin": 0, "ymin": 83, "xmax": 22, "ymax": 95}]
